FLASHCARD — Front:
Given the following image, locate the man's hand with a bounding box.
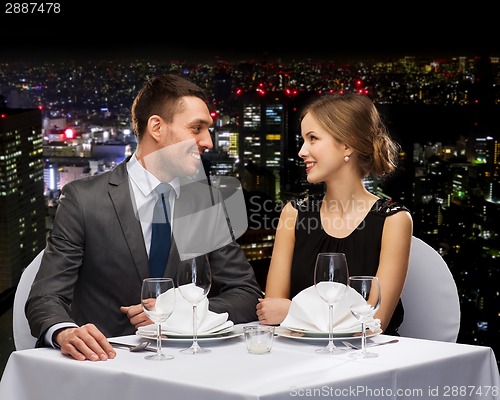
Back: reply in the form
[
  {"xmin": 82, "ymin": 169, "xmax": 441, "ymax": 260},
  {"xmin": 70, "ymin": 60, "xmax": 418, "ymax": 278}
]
[
  {"xmin": 55, "ymin": 323, "xmax": 115, "ymax": 361},
  {"xmin": 120, "ymin": 304, "xmax": 153, "ymax": 329}
]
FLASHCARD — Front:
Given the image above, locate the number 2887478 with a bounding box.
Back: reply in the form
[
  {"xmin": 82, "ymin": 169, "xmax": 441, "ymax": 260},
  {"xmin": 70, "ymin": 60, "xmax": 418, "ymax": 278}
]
[{"xmin": 4, "ymin": 3, "xmax": 61, "ymax": 14}]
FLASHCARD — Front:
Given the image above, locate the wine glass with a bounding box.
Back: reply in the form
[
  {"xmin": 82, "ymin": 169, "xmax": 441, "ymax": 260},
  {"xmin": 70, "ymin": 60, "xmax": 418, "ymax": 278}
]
[
  {"xmin": 313, "ymin": 252, "xmax": 349, "ymax": 354},
  {"xmin": 348, "ymin": 275, "xmax": 381, "ymax": 359},
  {"xmin": 141, "ymin": 277, "xmax": 176, "ymax": 361},
  {"xmin": 177, "ymin": 253, "xmax": 212, "ymax": 354}
]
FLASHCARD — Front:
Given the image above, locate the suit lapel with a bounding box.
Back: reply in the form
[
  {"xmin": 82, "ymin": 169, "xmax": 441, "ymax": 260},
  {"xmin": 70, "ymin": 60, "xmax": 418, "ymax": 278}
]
[{"xmin": 108, "ymin": 160, "xmax": 149, "ymax": 279}]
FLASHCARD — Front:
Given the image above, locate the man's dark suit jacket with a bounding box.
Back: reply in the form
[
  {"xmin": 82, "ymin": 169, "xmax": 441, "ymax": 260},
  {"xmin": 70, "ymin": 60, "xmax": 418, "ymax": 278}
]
[{"xmin": 26, "ymin": 157, "xmax": 263, "ymax": 343}]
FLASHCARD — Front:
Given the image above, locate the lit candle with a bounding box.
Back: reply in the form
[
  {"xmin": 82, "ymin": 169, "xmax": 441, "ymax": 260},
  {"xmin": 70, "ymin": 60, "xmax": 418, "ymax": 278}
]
[{"xmin": 249, "ymin": 339, "xmax": 270, "ymax": 354}]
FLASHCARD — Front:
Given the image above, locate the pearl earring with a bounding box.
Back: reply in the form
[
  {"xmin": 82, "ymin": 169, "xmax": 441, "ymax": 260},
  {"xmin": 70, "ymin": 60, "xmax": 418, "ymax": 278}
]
[{"xmin": 344, "ymin": 155, "xmax": 350, "ymax": 162}]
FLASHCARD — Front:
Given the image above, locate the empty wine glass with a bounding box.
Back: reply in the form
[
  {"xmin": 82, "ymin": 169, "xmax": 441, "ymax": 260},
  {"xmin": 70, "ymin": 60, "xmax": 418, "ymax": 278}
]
[
  {"xmin": 141, "ymin": 277, "xmax": 176, "ymax": 360},
  {"xmin": 177, "ymin": 253, "xmax": 212, "ymax": 354},
  {"xmin": 314, "ymin": 252, "xmax": 349, "ymax": 354},
  {"xmin": 348, "ymin": 275, "xmax": 381, "ymax": 358}
]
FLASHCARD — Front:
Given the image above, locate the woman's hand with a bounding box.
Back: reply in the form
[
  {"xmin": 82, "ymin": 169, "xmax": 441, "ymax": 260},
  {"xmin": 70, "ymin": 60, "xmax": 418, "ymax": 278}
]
[{"xmin": 256, "ymin": 297, "xmax": 291, "ymax": 325}]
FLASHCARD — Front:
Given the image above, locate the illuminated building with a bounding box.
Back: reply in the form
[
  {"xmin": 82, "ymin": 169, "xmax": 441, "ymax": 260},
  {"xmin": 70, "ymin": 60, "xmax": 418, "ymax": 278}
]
[{"xmin": 0, "ymin": 105, "xmax": 46, "ymax": 292}]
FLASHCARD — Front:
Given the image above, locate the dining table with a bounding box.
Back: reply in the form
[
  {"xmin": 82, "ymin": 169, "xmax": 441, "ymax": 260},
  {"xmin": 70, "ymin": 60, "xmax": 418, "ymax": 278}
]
[{"xmin": 1, "ymin": 324, "xmax": 499, "ymax": 400}]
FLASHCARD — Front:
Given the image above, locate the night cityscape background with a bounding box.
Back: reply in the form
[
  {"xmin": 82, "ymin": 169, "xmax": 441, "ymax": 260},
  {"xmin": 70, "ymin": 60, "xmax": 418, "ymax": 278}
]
[{"xmin": 1, "ymin": 12, "xmax": 499, "ymax": 375}]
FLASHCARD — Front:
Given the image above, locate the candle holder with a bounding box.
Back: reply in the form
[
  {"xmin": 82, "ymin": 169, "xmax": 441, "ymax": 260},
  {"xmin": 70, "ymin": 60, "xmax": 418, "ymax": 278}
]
[{"xmin": 243, "ymin": 325, "xmax": 275, "ymax": 354}]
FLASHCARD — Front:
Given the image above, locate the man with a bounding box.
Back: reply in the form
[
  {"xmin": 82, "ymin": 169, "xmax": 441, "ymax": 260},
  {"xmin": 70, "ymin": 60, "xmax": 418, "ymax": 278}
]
[{"xmin": 26, "ymin": 74, "xmax": 262, "ymax": 361}]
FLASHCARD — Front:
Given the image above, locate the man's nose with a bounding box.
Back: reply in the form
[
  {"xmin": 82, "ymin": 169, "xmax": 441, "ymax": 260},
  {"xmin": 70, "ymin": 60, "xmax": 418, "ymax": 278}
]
[{"xmin": 202, "ymin": 131, "xmax": 214, "ymax": 150}]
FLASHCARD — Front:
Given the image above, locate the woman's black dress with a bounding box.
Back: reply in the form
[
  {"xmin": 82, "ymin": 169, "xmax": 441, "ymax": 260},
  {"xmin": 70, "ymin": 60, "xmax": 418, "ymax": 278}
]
[{"xmin": 289, "ymin": 196, "xmax": 409, "ymax": 336}]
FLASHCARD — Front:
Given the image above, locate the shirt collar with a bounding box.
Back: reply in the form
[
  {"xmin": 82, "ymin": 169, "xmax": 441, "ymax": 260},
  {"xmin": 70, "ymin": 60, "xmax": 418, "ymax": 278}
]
[{"xmin": 127, "ymin": 153, "xmax": 180, "ymax": 199}]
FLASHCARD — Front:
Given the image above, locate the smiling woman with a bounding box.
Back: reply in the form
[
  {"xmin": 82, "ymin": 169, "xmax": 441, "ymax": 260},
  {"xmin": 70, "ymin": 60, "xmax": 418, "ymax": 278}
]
[{"xmin": 257, "ymin": 93, "xmax": 413, "ymax": 337}]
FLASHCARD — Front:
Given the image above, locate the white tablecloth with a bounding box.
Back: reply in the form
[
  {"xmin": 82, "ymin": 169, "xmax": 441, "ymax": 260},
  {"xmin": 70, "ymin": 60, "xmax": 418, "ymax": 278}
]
[{"xmin": 1, "ymin": 329, "xmax": 499, "ymax": 400}]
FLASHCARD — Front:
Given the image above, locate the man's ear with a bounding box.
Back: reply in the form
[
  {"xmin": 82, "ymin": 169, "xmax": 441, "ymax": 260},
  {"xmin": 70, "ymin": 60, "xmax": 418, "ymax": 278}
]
[{"xmin": 147, "ymin": 115, "xmax": 162, "ymax": 142}]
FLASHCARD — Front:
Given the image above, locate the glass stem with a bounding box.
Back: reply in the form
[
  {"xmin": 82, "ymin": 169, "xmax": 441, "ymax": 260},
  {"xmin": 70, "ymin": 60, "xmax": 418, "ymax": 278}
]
[
  {"xmin": 156, "ymin": 324, "xmax": 162, "ymax": 356},
  {"xmin": 327, "ymin": 304, "xmax": 335, "ymax": 351},
  {"xmin": 192, "ymin": 304, "xmax": 199, "ymax": 349},
  {"xmin": 361, "ymin": 322, "xmax": 366, "ymax": 357}
]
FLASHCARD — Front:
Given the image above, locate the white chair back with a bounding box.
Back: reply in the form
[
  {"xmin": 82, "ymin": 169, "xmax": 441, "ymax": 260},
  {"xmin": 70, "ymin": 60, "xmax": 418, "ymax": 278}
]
[
  {"xmin": 398, "ymin": 236, "xmax": 460, "ymax": 342},
  {"xmin": 13, "ymin": 250, "xmax": 43, "ymax": 350}
]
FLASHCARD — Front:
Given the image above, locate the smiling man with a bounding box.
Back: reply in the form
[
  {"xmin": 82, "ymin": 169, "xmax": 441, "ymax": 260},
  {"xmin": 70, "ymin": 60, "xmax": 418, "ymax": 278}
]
[{"xmin": 26, "ymin": 74, "xmax": 262, "ymax": 362}]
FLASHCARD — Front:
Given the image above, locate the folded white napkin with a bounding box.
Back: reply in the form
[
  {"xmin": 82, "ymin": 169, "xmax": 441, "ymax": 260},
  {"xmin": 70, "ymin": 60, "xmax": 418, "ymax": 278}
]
[
  {"xmin": 138, "ymin": 285, "xmax": 233, "ymax": 335},
  {"xmin": 281, "ymin": 285, "xmax": 381, "ymax": 333}
]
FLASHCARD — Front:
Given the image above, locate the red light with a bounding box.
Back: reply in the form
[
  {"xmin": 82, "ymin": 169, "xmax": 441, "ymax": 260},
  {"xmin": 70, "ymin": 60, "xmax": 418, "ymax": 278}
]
[
  {"xmin": 1, "ymin": 114, "xmax": 6, "ymax": 119},
  {"xmin": 64, "ymin": 128, "xmax": 75, "ymax": 139},
  {"xmin": 210, "ymin": 111, "xmax": 218, "ymax": 119}
]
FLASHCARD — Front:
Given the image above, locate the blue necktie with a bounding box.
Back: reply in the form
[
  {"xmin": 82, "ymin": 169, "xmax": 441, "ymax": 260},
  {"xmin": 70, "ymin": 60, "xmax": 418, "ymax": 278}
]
[{"xmin": 149, "ymin": 183, "xmax": 172, "ymax": 278}]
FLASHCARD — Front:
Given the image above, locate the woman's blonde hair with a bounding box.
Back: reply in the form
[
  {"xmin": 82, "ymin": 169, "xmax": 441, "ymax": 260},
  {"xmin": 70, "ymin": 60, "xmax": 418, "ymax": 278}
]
[{"xmin": 300, "ymin": 93, "xmax": 400, "ymax": 178}]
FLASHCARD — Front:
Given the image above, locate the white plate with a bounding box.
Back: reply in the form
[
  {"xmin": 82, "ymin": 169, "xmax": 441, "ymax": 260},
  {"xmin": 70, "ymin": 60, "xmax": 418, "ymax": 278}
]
[
  {"xmin": 136, "ymin": 325, "xmax": 243, "ymax": 342},
  {"xmin": 137, "ymin": 320, "xmax": 234, "ymax": 337},
  {"xmin": 276, "ymin": 326, "xmax": 383, "ymax": 341}
]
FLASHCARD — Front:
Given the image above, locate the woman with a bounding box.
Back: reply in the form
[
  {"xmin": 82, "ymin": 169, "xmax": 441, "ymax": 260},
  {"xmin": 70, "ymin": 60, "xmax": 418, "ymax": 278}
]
[{"xmin": 256, "ymin": 93, "xmax": 413, "ymax": 335}]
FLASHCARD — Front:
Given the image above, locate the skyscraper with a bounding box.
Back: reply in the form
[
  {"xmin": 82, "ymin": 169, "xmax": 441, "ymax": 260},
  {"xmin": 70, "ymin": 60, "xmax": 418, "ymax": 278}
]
[
  {"xmin": 0, "ymin": 105, "xmax": 46, "ymax": 293},
  {"xmin": 235, "ymin": 90, "xmax": 319, "ymax": 201}
]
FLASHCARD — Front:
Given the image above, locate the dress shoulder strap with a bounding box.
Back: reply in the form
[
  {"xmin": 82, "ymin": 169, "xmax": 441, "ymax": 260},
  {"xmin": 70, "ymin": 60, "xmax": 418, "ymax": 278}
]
[
  {"xmin": 290, "ymin": 194, "xmax": 322, "ymax": 212},
  {"xmin": 370, "ymin": 199, "xmax": 410, "ymax": 216}
]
